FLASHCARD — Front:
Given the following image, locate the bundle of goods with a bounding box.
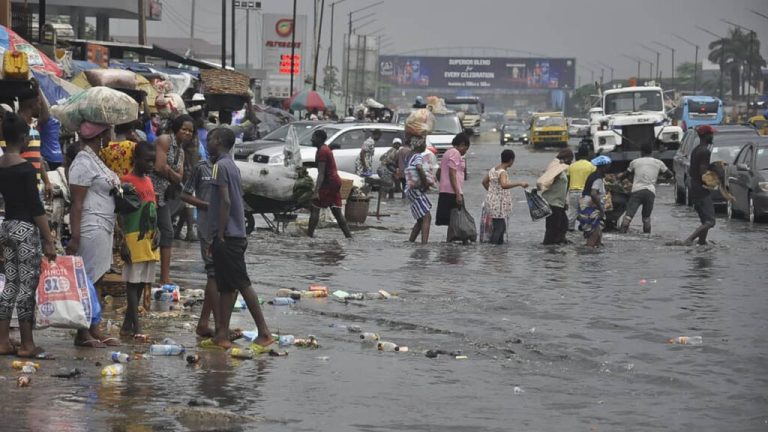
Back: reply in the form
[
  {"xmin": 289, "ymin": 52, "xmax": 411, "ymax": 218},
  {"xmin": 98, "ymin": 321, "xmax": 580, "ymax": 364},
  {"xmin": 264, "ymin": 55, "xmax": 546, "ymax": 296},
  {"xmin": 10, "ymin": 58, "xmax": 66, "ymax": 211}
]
[
  {"xmin": 200, "ymin": 69, "xmax": 250, "ymax": 96},
  {"xmin": 83, "ymin": 69, "xmax": 138, "ymax": 90},
  {"xmin": 404, "ymin": 108, "xmax": 436, "ymax": 137},
  {"xmin": 52, "ymin": 86, "xmax": 139, "ymax": 131}
]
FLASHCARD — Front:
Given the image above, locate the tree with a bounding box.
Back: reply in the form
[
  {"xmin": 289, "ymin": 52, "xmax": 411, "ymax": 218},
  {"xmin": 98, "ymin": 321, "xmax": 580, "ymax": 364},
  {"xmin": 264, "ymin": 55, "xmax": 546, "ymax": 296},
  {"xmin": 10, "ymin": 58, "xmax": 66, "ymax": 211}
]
[
  {"xmin": 708, "ymin": 28, "xmax": 766, "ymax": 100},
  {"xmin": 322, "ymin": 65, "xmax": 340, "ymax": 95}
]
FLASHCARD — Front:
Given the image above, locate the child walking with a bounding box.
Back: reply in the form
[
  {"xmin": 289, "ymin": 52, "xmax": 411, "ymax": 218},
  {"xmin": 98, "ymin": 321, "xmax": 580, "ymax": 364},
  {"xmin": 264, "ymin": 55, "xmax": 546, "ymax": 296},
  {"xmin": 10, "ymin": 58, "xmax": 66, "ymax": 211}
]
[{"xmin": 119, "ymin": 141, "xmax": 159, "ymax": 336}]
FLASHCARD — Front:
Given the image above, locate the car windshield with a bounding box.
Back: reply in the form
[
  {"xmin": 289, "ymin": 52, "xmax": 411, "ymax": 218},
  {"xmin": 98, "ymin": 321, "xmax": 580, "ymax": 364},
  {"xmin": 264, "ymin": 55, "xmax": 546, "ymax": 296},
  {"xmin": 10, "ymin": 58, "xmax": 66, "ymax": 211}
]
[
  {"xmin": 604, "ymin": 90, "xmax": 663, "ymax": 114},
  {"xmin": 262, "ymin": 123, "xmax": 318, "ymax": 142},
  {"xmin": 432, "ymin": 114, "xmax": 463, "ymax": 134},
  {"xmin": 300, "ymin": 126, "xmax": 341, "ymax": 146},
  {"xmin": 535, "ymin": 116, "xmax": 565, "ymax": 127},
  {"xmin": 504, "ymin": 124, "xmax": 526, "ymax": 133},
  {"xmin": 710, "ymin": 144, "xmax": 743, "ymax": 164},
  {"xmin": 687, "ymin": 100, "xmax": 719, "ymax": 115},
  {"xmin": 758, "ymin": 148, "xmax": 768, "ymax": 170},
  {"xmin": 446, "ymin": 103, "xmax": 480, "ymax": 115}
]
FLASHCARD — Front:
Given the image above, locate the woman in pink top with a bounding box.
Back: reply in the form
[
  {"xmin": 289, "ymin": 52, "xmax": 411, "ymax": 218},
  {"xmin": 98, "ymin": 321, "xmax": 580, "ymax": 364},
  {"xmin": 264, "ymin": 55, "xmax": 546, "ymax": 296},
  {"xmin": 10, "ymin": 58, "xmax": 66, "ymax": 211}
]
[{"xmin": 435, "ymin": 133, "xmax": 470, "ymax": 237}]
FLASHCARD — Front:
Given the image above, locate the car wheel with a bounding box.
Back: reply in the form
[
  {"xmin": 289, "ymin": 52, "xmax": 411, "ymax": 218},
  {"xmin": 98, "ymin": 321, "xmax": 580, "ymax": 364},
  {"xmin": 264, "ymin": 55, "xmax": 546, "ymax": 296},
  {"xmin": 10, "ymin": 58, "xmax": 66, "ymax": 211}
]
[
  {"xmin": 748, "ymin": 194, "xmax": 755, "ymax": 224},
  {"xmin": 245, "ymin": 213, "xmax": 255, "ymax": 235}
]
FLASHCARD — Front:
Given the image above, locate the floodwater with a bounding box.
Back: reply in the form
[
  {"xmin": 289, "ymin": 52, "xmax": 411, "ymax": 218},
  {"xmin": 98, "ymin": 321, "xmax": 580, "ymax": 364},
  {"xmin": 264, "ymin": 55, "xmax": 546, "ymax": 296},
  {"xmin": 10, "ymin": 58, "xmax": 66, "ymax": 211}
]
[{"xmin": 2, "ymin": 133, "xmax": 767, "ymax": 432}]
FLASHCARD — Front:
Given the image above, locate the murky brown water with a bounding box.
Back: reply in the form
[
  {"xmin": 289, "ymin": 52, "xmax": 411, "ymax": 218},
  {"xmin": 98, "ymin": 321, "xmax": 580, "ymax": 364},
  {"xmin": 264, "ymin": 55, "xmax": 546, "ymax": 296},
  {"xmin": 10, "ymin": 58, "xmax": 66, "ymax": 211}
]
[{"xmin": 2, "ymin": 134, "xmax": 767, "ymax": 431}]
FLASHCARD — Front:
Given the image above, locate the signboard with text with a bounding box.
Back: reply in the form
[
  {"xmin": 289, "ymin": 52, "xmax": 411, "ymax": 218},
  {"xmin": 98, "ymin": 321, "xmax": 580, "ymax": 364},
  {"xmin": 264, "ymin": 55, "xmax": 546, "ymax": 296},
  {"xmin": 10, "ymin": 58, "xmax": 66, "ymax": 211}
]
[
  {"xmin": 262, "ymin": 13, "xmax": 307, "ymax": 97},
  {"xmin": 378, "ymin": 56, "xmax": 576, "ymax": 90}
]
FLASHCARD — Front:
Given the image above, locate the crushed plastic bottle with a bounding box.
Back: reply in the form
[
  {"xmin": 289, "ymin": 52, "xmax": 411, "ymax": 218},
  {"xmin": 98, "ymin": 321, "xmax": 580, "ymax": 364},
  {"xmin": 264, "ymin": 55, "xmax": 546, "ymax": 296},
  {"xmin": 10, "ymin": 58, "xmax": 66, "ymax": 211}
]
[
  {"xmin": 110, "ymin": 352, "xmax": 131, "ymax": 363},
  {"xmin": 377, "ymin": 341, "xmax": 399, "ymax": 352},
  {"xmin": 278, "ymin": 335, "xmax": 295, "ymax": 347},
  {"xmin": 149, "ymin": 344, "xmax": 186, "ymax": 356},
  {"xmin": 230, "ymin": 348, "xmax": 255, "ymax": 359},
  {"xmin": 667, "ymin": 336, "xmax": 703, "ymax": 345},
  {"xmin": 345, "ymin": 293, "xmax": 365, "ymax": 301},
  {"xmin": 101, "ymin": 364, "xmax": 125, "ymax": 377},
  {"xmin": 269, "ymin": 297, "xmax": 296, "ymax": 306},
  {"xmin": 21, "ymin": 364, "xmax": 37, "ymax": 374},
  {"xmin": 360, "ymin": 332, "xmax": 380, "ymax": 341}
]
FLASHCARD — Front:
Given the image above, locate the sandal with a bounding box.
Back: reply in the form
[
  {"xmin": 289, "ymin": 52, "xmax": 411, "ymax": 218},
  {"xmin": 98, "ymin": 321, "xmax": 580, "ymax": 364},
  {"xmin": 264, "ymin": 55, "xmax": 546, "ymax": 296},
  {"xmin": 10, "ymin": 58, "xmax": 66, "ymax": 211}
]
[
  {"xmin": 198, "ymin": 338, "xmax": 226, "ymax": 350},
  {"xmin": 229, "ymin": 329, "xmax": 244, "ymax": 342},
  {"xmin": 248, "ymin": 342, "xmax": 274, "ymax": 355},
  {"xmin": 74, "ymin": 339, "xmax": 106, "ymax": 348}
]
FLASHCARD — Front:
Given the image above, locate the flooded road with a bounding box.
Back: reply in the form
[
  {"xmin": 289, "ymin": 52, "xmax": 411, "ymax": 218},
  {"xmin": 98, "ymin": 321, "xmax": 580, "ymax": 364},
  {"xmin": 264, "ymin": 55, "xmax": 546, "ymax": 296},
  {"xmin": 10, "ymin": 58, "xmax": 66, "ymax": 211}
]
[{"xmin": 2, "ymin": 134, "xmax": 768, "ymax": 431}]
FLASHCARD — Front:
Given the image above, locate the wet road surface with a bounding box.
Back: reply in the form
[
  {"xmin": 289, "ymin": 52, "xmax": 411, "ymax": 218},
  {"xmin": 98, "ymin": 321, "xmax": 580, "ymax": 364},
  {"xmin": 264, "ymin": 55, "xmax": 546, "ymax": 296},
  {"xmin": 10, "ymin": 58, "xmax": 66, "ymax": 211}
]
[{"xmin": 1, "ymin": 133, "xmax": 767, "ymax": 431}]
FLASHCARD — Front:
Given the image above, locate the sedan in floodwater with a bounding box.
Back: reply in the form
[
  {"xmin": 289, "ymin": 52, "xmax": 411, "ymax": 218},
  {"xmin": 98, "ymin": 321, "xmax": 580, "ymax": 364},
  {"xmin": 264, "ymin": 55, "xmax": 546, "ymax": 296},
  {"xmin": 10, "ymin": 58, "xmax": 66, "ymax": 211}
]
[
  {"xmin": 500, "ymin": 123, "xmax": 529, "ymax": 145},
  {"xmin": 726, "ymin": 138, "xmax": 768, "ymax": 222}
]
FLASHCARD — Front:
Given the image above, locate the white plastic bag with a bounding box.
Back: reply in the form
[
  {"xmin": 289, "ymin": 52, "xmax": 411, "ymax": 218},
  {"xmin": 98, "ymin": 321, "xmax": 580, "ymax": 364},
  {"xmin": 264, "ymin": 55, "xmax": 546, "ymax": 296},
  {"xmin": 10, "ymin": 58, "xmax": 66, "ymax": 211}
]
[{"xmin": 35, "ymin": 256, "xmax": 91, "ymax": 329}]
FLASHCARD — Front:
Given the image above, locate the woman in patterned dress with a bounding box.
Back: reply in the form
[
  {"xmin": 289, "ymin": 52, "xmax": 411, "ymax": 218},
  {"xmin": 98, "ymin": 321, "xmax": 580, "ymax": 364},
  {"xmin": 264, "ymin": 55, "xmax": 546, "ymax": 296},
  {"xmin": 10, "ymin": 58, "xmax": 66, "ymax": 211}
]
[
  {"xmin": 480, "ymin": 149, "xmax": 528, "ymax": 244},
  {"xmin": 405, "ymin": 136, "xmax": 434, "ymax": 243}
]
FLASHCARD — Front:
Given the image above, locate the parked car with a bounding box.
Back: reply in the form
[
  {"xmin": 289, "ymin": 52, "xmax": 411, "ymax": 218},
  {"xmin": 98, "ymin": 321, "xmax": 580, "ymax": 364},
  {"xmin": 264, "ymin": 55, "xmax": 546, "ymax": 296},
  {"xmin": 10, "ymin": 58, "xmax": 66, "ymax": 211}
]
[
  {"xmin": 233, "ymin": 121, "xmax": 331, "ymax": 160},
  {"xmin": 500, "ymin": 123, "xmax": 529, "ymax": 145},
  {"xmin": 426, "ymin": 111, "xmax": 464, "ymax": 156},
  {"xmin": 248, "ymin": 123, "xmax": 405, "ymax": 173},
  {"xmin": 672, "ymin": 125, "xmax": 760, "ymax": 206},
  {"xmin": 726, "ymin": 138, "xmax": 768, "ymax": 222},
  {"xmin": 568, "ymin": 118, "xmax": 590, "ymax": 137}
]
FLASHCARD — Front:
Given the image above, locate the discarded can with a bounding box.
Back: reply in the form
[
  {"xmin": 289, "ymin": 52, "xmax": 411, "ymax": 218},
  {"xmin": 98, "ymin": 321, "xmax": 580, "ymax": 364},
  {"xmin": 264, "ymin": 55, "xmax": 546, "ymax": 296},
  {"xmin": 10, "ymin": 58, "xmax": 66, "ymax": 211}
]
[
  {"xmin": 308, "ymin": 284, "xmax": 328, "ymax": 295},
  {"xmin": 17, "ymin": 376, "xmax": 30, "ymax": 387},
  {"xmin": 186, "ymin": 354, "xmax": 201, "ymax": 364},
  {"xmin": 667, "ymin": 336, "xmax": 703, "ymax": 346},
  {"xmin": 378, "ymin": 341, "xmax": 399, "ymax": 352},
  {"xmin": 110, "ymin": 352, "xmax": 131, "ymax": 364},
  {"xmin": 12, "ymin": 361, "xmax": 39, "ymax": 370},
  {"xmin": 230, "ymin": 348, "xmax": 255, "ymax": 359},
  {"xmin": 101, "ymin": 364, "xmax": 125, "ymax": 377},
  {"xmin": 133, "ymin": 334, "xmax": 150, "ymax": 343}
]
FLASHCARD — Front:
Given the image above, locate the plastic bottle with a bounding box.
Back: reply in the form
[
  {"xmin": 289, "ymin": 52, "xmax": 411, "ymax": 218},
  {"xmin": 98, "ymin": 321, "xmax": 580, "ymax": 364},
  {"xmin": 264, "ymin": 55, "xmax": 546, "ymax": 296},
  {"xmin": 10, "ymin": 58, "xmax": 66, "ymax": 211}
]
[
  {"xmin": 308, "ymin": 284, "xmax": 328, "ymax": 294},
  {"xmin": 11, "ymin": 361, "xmax": 39, "ymax": 370},
  {"xmin": 360, "ymin": 332, "xmax": 379, "ymax": 341},
  {"xmin": 110, "ymin": 352, "xmax": 131, "ymax": 363},
  {"xmin": 101, "ymin": 364, "xmax": 125, "ymax": 376},
  {"xmin": 230, "ymin": 347, "xmax": 255, "ymax": 359},
  {"xmin": 21, "ymin": 365, "xmax": 37, "ymax": 374},
  {"xmin": 269, "ymin": 297, "xmax": 296, "ymax": 306},
  {"xmin": 301, "ymin": 290, "xmax": 328, "ymax": 298},
  {"xmin": 667, "ymin": 336, "xmax": 703, "ymax": 345},
  {"xmin": 276, "ymin": 289, "xmax": 302, "ymax": 300},
  {"xmin": 346, "ymin": 293, "xmax": 365, "ymax": 301},
  {"xmin": 149, "ymin": 344, "xmax": 186, "ymax": 356},
  {"xmin": 378, "ymin": 341, "xmax": 399, "ymax": 352},
  {"xmin": 278, "ymin": 335, "xmax": 295, "ymax": 347}
]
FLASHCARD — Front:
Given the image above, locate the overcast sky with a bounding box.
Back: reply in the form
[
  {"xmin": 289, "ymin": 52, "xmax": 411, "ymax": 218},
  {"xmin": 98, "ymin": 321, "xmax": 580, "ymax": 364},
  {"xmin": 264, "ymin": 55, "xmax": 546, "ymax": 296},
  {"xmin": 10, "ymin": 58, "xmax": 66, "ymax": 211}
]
[{"xmin": 111, "ymin": 0, "xmax": 768, "ymax": 81}]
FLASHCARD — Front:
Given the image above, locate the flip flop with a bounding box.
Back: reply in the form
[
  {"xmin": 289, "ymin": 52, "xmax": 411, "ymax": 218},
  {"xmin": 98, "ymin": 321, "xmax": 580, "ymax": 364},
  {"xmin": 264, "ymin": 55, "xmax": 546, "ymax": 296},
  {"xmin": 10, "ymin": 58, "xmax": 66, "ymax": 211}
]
[
  {"xmin": 100, "ymin": 337, "xmax": 121, "ymax": 347},
  {"xmin": 248, "ymin": 342, "xmax": 273, "ymax": 355},
  {"xmin": 198, "ymin": 338, "xmax": 226, "ymax": 350},
  {"xmin": 229, "ymin": 329, "xmax": 244, "ymax": 342},
  {"xmin": 74, "ymin": 339, "xmax": 106, "ymax": 348}
]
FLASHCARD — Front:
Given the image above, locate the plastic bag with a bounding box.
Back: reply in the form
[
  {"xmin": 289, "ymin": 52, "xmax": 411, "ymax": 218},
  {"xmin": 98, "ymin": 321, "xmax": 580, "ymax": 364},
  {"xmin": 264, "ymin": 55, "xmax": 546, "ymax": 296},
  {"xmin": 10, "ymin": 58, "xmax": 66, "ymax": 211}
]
[
  {"xmin": 449, "ymin": 205, "xmax": 477, "ymax": 243},
  {"xmin": 84, "ymin": 69, "xmax": 137, "ymax": 89},
  {"xmin": 405, "ymin": 109, "xmax": 435, "ymax": 137},
  {"xmin": 525, "ymin": 189, "xmax": 552, "ymax": 221},
  {"xmin": 51, "ymin": 86, "xmax": 139, "ymax": 131},
  {"xmin": 36, "ymin": 256, "xmax": 90, "ymax": 329}
]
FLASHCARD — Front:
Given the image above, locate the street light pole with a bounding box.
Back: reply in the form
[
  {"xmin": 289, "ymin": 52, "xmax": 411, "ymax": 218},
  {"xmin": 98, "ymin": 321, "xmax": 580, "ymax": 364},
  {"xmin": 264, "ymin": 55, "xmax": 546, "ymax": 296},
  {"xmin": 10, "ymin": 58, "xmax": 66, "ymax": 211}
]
[
  {"xmin": 640, "ymin": 44, "xmax": 661, "ymax": 81},
  {"xmin": 343, "ymin": 1, "xmax": 383, "ymax": 114},
  {"xmin": 221, "ymin": 0, "xmax": 226, "ymax": 67},
  {"xmin": 653, "ymin": 41, "xmax": 676, "ymax": 89},
  {"xmin": 327, "ymin": 0, "xmax": 347, "ymax": 76},
  {"xmin": 672, "ymin": 33, "xmax": 699, "ymax": 94},
  {"xmin": 312, "ymin": 0, "xmax": 325, "ymax": 91},
  {"xmin": 696, "ymin": 26, "xmax": 726, "ymax": 101},
  {"xmin": 597, "ymin": 61, "xmax": 614, "ymax": 84},
  {"xmin": 289, "ymin": 0, "xmax": 297, "ymax": 97}
]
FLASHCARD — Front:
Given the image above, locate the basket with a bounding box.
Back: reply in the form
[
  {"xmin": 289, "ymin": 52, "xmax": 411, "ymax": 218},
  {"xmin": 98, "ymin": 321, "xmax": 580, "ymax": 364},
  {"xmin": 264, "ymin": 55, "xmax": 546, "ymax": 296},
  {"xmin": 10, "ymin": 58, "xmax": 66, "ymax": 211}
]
[
  {"xmin": 345, "ymin": 196, "xmax": 370, "ymax": 224},
  {"xmin": 204, "ymin": 93, "xmax": 250, "ymax": 112},
  {"xmin": 200, "ymin": 69, "xmax": 250, "ymax": 96},
  {"xmin": 339, "ymin": 179, "xmax": 354, "ymax": 200}
]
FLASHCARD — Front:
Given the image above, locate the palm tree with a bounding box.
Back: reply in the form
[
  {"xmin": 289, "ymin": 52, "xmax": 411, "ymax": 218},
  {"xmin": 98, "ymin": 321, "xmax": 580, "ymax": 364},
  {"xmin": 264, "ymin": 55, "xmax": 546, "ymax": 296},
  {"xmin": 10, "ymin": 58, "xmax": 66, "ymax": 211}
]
[{"xmin": 708, "ymin": 28, "xmax": 766, "ymax": 100}]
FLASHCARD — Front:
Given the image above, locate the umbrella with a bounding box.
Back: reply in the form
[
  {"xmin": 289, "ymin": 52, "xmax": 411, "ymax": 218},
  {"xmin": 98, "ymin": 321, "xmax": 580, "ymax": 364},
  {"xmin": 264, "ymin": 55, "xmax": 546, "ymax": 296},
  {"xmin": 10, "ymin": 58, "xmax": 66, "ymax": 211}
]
[
  {"xmin": 32, "ymin": 70, "xmax": 84, "ymax": 105},
  {"xmin": 287, "ymin": 89, "xmax": 335, "ymax": 112},
  {"xmin": 0, "ymin": 25, "xmax": 62, "ymax": 77},
  {"xmin": 259, "ymin": 105, "xmax": 297, "ymax": 122}
]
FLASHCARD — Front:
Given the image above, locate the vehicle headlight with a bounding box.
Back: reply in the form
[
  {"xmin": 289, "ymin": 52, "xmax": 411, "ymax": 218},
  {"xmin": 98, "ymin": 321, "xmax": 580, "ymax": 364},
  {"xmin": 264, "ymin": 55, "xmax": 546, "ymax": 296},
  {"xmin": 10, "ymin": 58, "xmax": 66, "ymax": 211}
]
[
  {"xmin": 491, "ymin": 128, "xmax": 497, "ymax": 132},
  {"xmin": 505, "ymin": 134, "xmax": 511, "ymax": 138},
  {"xmin": 269, "ymin": 154, "xmax": 284, "ymax": 165},
  {"xmin": 522, "ymin": 134, "xmax": 527, "ymax": 138},
  {"xmin": 599, "ymin": 137, "xmax": 606, "ymax": 145},
  {"xmin": 759, "ymin": 182, "xmax": 768, "ymax": 192},
  {"xmin": 671, "ymin": 133, "xmax": 679, "ymax": 141}
]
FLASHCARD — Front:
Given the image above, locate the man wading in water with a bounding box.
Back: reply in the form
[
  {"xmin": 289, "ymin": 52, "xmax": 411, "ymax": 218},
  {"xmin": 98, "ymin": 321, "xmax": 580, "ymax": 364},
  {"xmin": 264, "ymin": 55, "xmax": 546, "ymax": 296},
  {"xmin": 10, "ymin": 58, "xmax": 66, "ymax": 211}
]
[{"xmin": 684, "ymin": 125, "xmax": 717, "ymax": 245}]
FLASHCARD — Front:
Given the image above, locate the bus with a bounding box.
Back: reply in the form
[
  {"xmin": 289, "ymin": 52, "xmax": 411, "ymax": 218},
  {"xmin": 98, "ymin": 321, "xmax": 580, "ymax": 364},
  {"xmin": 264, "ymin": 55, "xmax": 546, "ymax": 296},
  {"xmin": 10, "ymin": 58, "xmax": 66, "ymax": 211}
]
[{"xmin": 675, "ymin": 96, "xmax": 723, "ymax": 131}]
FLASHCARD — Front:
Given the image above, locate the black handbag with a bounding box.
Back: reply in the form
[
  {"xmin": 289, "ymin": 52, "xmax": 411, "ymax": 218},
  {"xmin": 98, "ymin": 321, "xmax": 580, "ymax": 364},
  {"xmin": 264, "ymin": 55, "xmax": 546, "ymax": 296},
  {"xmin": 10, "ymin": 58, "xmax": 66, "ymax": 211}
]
[{"xmin": 113, "ymin": 182, "xmax": 142, "ymax": 215}]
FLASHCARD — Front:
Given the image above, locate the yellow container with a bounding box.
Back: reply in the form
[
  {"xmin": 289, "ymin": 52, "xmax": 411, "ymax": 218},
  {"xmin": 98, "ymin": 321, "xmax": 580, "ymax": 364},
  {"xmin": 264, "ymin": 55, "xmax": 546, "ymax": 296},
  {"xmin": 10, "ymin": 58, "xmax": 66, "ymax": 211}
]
[{"xmin": 3, "ymin": 50, "xmax": 30, "ymax": 80}]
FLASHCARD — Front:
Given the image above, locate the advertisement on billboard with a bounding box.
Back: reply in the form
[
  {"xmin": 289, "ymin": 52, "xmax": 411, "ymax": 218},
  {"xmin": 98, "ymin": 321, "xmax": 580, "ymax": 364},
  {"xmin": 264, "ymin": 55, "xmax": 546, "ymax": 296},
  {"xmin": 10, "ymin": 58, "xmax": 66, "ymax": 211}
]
[
  {"xmin": 378, "ymin": 56, "xmax": 575, "ymax": 90},
  {"xmin": 262, "ymin": 13, "xmax": 307, "ymax": 98}
]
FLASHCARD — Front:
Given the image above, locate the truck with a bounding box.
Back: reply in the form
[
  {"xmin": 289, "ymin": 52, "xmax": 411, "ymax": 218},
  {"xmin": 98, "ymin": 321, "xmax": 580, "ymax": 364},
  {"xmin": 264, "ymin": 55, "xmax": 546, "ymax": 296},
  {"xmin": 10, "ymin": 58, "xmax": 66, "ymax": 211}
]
[
  {"xmin": 592, "ymin": 86, "xmax": 683, "ymax": 171},
  {"xmin": 444, "ymin": 97, "xmax": 484, "ymax": 135},
  {"xmin": 529, "ymin": 112, "xmax": 569, "ymax": 149}
]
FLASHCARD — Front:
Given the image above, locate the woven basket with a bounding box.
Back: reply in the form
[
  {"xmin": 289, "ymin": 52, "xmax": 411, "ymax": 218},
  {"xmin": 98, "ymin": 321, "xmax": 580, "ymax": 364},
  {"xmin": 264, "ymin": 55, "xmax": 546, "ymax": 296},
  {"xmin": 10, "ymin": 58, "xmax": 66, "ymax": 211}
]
[
  {"xmin": 339, "ymin": 179, "xmax": 354, "ymax": 200},
  {"xmin": 345, "ymin": 197, "xmax": 370, "ymax": 224},
  {"xmin": 200, "ymin": 69, "xmax": 250, "ymax": 96}
]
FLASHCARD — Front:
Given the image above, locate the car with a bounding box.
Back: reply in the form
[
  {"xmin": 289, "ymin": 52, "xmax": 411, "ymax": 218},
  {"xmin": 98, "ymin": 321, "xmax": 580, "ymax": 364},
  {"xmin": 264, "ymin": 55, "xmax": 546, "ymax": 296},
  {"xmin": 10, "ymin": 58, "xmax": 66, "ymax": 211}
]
[
  {"xmin": 568, "ymin": 118, "xmax": 590, "ymax": 137},
  {"xmin": 248, "ymin": 123, "xmax": 405, "ymax": 174},
  {"xmin": 233, "ymin": 121, "xmax": 331, "ymax": 160},
  {"xmin": 425, "ymin": 111, "xmax": 464, "ymax": 156},
  {"xmin": 529, "ymin": 112, "xmax": 568, "ymax": 148},
  {"xmin": 672, "ymin": 125, "xmax": 760, "ymax": 206},
  {"xmin": 392, "ymin": 109, "xmax": 414, "ymax": 126},
  {"xmin": 726, "ymin": 138, "xmax": 768, "ymax": 222},
  {"xmin": 499, "ymin": 123, "xmax": 529, "ymax": 145}
]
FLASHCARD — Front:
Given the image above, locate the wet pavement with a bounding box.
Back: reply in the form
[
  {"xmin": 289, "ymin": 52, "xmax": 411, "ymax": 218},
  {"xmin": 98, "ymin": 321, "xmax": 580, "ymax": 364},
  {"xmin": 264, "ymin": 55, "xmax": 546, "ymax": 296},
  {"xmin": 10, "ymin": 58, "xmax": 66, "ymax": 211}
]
[{"xmin": 2, "ymin": 133, "xmax": 768, "ymax": 431}]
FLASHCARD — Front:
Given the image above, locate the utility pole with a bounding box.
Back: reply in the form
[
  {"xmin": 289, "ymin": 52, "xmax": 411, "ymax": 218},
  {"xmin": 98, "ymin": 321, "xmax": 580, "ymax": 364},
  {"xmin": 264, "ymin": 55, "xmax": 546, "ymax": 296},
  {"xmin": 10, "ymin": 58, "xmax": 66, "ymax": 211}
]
[
  {"xmin": 289, "ymin": 0, "xmax": 297, "ymax": 97},
  {"xmin": 231, "ymin": 0, "xmax": 236, "ymax": 68},
  {"xmin": 640, "ymin": 44, "xmax": 660, "ymax": 81},
  {"xmin": 345, "ymin": 11, "xmax": 352, "ymax": 114},
  {"xmin": 38, "ymin": 0, "xmax": 46, "ymax": 43},
  {"xmin": 221, "ymin": 0, "xmax": 226, "ymax": 67},
  {"xmin": 245, "ymin": 8, "xmax": 250, "ymax": 68},
  {"xmin": 190, "ymin": 0, "xmax": 195, "ymax": 52},
  {"xmin": 653, "ymin": 41, "xmax": 675, "ymax": 89},
  {"xmin": 312, "ymin": 0, "xmax": 325, "ymax": 91},
  {"xmin": 327, "ymin": 0, "xmax": 347, "ymax": 76},
  {"xmin": 672, "ymin": 33, "xmax": 699, "ymax": 94},
  {"xmin": 597, "ymin": 61, "xmax": 614, "ymax": 84},
  {"xmin": 138, "ymin": 0, "xmax": 147, "ymax": 61},
  {"xmin": 696, "ymin": 26, "xmax": 726, "ymax": 101}
]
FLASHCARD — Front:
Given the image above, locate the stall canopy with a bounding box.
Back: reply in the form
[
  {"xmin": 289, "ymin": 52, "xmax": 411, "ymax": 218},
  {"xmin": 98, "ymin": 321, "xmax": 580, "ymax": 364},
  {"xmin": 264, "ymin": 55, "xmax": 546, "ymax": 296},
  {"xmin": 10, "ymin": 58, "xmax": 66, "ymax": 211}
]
[{"xmin": 0, "ymin": 25, "xmax": 63, "ymax": 77}]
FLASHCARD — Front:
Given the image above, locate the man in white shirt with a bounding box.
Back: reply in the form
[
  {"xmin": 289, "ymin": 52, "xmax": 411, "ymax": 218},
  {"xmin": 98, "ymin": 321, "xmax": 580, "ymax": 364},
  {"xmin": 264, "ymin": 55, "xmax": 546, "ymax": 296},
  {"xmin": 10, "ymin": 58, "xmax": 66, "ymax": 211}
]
[{"xmin": 620, "ymin": 146, "xmax": 673, "ymax": 233}]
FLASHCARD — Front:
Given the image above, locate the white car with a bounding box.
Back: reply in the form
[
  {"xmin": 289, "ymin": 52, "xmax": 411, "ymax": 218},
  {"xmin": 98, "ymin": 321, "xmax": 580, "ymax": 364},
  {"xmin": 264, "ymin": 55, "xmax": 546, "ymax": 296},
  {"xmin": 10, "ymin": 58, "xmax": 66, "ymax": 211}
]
[
  {"xmin": 247, "ymin": 123, "xmax": 439, "ymax": 175},
  {"xmin": 568, "ymin": 118, "xmax": 590, "ymax": 137}
]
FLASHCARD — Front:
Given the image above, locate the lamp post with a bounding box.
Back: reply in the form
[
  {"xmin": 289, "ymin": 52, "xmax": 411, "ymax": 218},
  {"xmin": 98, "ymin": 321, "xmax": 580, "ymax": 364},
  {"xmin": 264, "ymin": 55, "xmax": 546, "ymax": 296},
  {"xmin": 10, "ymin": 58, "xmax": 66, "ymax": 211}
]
[
  {"xmin": 344, "ymin": 1, "xmax": 383, "ymax": 114},
  {"xmin": 721, "ymin": 19, "xmax": 757, "ymax": 107},
  {"xmin": 696, "ymin": 26, "xmax": 726, "ymax": 101},
  {"xmin": 640, "ymin": 44, "xmax": 661, "ymax": 81},
  {"xmin": 597, "ymin": 61, "xmax": 615, "ymax": 84},
  {"xmin": 653, "ymin": 41, "xmax": 676, "ymax": 89},
  {"xmin": 326, "ymin": 0, "xmax": 347, "ymax": 73},
  {"xmin": 672, "ymin": 33, "xmax": 699, "ymax": 94},
  {"xmin": 621, "ymin": 54, "xmax": 644, "ymax": 82}
]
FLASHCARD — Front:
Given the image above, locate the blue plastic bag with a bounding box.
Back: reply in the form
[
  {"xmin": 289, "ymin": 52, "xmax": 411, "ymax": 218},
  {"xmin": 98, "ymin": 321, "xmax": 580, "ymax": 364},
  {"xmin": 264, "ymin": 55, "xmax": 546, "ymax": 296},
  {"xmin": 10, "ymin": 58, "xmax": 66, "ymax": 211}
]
[{"xmin": 86, "ymin": 275, "xmax": 102, "ymax": 325}]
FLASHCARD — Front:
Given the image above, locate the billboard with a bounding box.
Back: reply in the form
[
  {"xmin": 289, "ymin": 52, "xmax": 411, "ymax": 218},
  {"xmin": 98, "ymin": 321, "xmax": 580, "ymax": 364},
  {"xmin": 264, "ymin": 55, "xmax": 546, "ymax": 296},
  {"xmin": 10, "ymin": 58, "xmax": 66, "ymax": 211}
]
[
  {"xmin": 261, "ymin": 13, "xmax": 307, "ymax": 98},
  {"xmin": 378, "ymin": 56, "xmax": 576, "ymax": 90}
]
